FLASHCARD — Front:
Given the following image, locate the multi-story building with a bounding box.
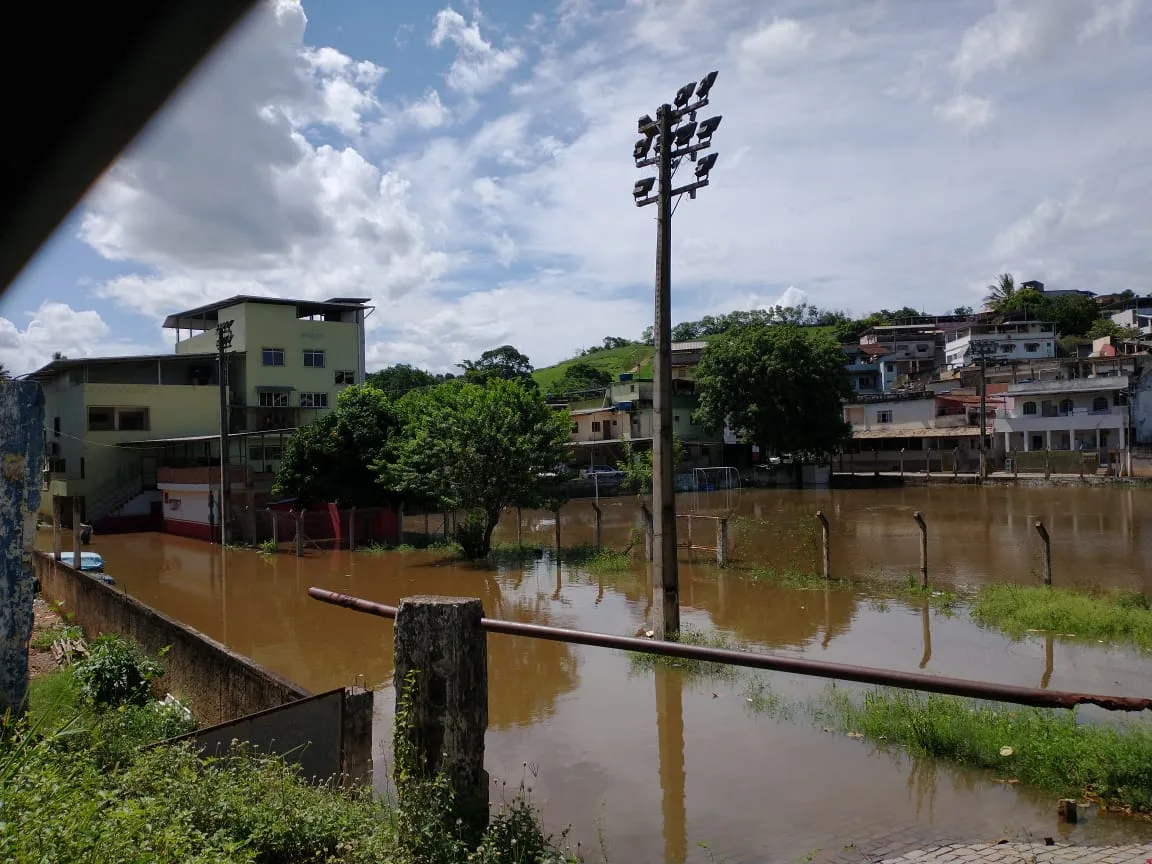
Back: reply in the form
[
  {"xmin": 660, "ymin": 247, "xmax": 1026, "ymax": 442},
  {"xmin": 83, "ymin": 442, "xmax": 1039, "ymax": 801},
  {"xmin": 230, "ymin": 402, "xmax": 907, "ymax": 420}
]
[
  {"xmin": 944, "ymin": 319, "xmax": 1057, "ymax": 369},
  {"xmin": 32, "ymin": 295, "xmax": 370, "ymax": 533},
  {"xmin": 995, "ymin": 378, "xmax": 1131, "ymax": 456}
]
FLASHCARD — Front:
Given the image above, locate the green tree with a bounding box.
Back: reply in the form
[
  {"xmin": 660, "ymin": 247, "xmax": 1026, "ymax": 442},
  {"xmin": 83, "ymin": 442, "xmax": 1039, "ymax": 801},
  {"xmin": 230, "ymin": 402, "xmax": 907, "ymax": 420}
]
[
  {"xmin": 274, "ymin": 385, "xmax": 401, "ymax": 507},
  {"xmin": 952, "ymin": 306, "xmax": 974, "ymax": 317},
  {"xmin": 1086, "ymin": 318, "xmax": 1140, "ymax": 340},
  {"xmin": 364, "ymin": 363, "xmax": 446, "ymax": 395},
  {"xmin": 984, "ymin": 273, "xmax": 1017, "ymax": 311},
  {"xmin": 382, "ymin": 378, "xmax": 570, "ymax": 558},
  {"xmin": 1045, "ymin": 293, "xmax": 1101, "ymax": 337},
  {"xmin": 459, "ymin": 345, "xmax": 535, "ymax": 386},
  {"xmin": 616, "ymin": 438, "xmax": 684, "ymax": 494},
  {"xmin": 552, "ymin": 361, "xmax": 612, "ymax": 394},
  {"xmin": 694, "ymin": 325, "xmax": 851, "ymax": 460}
]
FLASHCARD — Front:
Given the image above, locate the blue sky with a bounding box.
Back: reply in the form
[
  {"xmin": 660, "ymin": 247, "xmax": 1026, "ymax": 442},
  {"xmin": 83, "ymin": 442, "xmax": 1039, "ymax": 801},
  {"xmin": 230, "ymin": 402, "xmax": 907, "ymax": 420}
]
[{"xmin": 2, "ymin": 0, "xmax": 1150, "ymax": 374}]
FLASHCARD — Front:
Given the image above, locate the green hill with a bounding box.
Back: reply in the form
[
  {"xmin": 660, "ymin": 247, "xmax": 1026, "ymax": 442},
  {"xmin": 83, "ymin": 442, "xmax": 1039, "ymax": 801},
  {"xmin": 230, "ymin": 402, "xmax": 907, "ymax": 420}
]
[{"xmin": 533, "ymin": 343, "xmax": 653, "ymax": 394}]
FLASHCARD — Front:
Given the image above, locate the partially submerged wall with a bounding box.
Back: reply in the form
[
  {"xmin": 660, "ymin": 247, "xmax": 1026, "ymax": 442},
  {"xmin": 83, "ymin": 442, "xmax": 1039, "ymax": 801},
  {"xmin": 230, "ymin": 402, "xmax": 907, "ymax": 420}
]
[{"xmin": 33, "ymin": 551, "xmax": 307, "ymax": 726}]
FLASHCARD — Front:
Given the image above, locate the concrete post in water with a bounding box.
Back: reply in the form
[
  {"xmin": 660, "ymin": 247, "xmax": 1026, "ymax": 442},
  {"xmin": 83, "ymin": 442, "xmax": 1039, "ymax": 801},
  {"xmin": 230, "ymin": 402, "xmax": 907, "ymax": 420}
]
[
  {"xmin": 1078, "ymin": 453, "xmax": 1084, "ymax": 480},
  {"xmin": 1057, "ymin": 799, "xmax": 1078, "ymax": 824},
  {"xmin": 244, "ymin": 505, "xmax": 257, "ymax": 546},
  {"xmin": 953, "ymin": 447, "xmax": 960, "ymax": 478},
  {"xmin": 269, "ymin": 508, "xmax": 278, "ymax": 549},
  {"xmin": 815, "ymin": 510, "xmax": 831, "ymax": 580},
  {"xmin": 913, "ymin": 511, "xmax": 928, "ymax": 588},
  {"xmin": 52, "ymin": 495, "xmax": 62, "ymax": 560},
  {"xmin": 295, "ymin": 510, "xmax": 304, "ymax": 558},
  {"xmin": 72, "ymin": 496, "xmax": 82, "ymax": 569},
  {"xmin": 899, "ymin": 448, "xmax": 905, "ymax": 478},
  {"xmin": 1035, "ymin": 520, "xmax": 1052, "ymax": 586},
  {"xmin": 1, "ymin": 379, "xmax": 45, "ymax": 718},
  {"xmin": 552, "ymin": 502, "xmax": 563, "ymax": 551},
  {"xmin": 715, "ymin": 517, "xmax": 728, "ymax": 568},
  {"xmin": 873, "ymin": 446, "xmax": 879, "ymax": 475},
  {"xmin": 1044, "ymin": 448, "xmax": 1051, "ymax": 480},
  {"xmin": 393, "ymin": 596, "xmax": 488, "ymax": 844},
  {"xmin": 591, "ymin": 502, "xmax": 602, "ymax": 550},
  {"xmin": 516, "ymin": 506, "xmax": 522, "ymax": 547},
  {"xmin": 926, "ymin": 448, "xmax": 932, "ymax": 478}
]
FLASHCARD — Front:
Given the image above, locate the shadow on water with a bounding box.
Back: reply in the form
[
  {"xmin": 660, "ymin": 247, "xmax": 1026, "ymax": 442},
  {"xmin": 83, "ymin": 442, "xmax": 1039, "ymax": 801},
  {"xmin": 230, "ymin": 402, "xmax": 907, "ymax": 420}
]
[{"xmin": 38, "ymin": 483, "xmax": 1152, "ymax": 863}]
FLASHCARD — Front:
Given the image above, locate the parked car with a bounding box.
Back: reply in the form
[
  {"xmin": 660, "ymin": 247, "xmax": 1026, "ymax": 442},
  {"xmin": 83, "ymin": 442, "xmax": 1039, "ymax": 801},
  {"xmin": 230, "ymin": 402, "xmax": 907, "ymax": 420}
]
[{"xmin": 580, "ymin": 465, "xmax": 624, "ymax": 481}]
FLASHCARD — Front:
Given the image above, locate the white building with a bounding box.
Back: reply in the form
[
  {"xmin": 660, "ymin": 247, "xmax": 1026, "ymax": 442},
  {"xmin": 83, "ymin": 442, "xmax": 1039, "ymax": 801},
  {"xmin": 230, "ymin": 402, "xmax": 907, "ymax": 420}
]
[
  {"xmin": 995, "ymin": 378, "xmax": 1131, "ymax": 455},
  {"xmin": 945, "ymin": 321, "xmax": 1056, "ymax": 369}
]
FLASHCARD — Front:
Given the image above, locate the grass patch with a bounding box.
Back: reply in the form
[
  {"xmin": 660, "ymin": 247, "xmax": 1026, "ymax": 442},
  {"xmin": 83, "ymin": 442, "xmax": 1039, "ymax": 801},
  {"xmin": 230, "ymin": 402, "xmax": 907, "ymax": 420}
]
[
  {"xmin": 257, "ymin": 538, "xmax": 278, "ymax": 555},
  {"xmin": 27, "ymin": 668, "xmax": 81, "ymax": 733},
  {"xmin": 743, "ymin": 567, "xmax": 844, "ymax": 590},
  {"xmin": 30, "ymin": 621, "xmax": 82, "ymax": 652},
  {"xmin": 357, "ymin": 541, "xmax": 418, "ymax": 555},
  {"xmin": 488, "ymin": 542, "xmax": 546, "ymax": 566},
  {"xmin": 973, "ymin": 584, "xmax": 1152, "ymax": 650},
  {"xmin": 560, "ymin": 544, "xmax": 633, "ymax": 574},
  {"xmin": 743, "ymin": 678, "xmax": 794, "ymax": 721},
  {"xmin": 628, "ymin": 626, "xmax": 740, "ymax": 680},
  {"xmin": 822, "ymin": 687, "xmax": 1152, "ymax": 813},
  {"xmin": 532, "ymin": 343, "xmax": 653, "ymax": 393}
]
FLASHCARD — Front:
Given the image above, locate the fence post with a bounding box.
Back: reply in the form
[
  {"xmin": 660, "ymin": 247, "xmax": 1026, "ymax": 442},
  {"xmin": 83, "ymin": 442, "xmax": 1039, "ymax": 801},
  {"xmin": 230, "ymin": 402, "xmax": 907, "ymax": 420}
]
[
  {"xmin": 552, "ymin": 502, "xmax": 563, "ymax": 551},
  {"xmin": 295, "ymin": 510, "xmax": 304, "ymax": 557},
  {"xmin": 269, "ymin": 508, "xmax": 278, "ymax": 549},
  {"xmin": 641, "ymin": 502, "xmax": 653, "ymax": 562},
  {"xmin": 1012, "ymin": 450, "xmax": 1018, "ymax": 478},
  {"xmin": 899, "ymin": 448, "xmax": 905, "ymax": 478},
  {"xmin": 873, "ymin": 446, "xmax": 879, "ymax": 475},
  {"xmin": 52, "ymin": 495, "xmax": 62, "ymax": 560},
  {"xmin": 1044, "ymin": 448, "xmax": 1051, "ymax": 480},
  {"xmin": 913, "ymin": 511, "xmax": 928, "ymax": 588},
  {"xmin": 516, "ymin": 506, "xmax": 522, "ymax": 547},
  {"xmin": 393, "ymin": 597, "xmax": 489, "ymax": 845},
  {"xmin": 953, "ymin": 447, "xmax": 959, "ymax": 478},
  {"xmin": 72, "ymin": 496, "xmax": 82, "ymax": 569},
  {"xmin": 1035, "ymin": 520, "xmax": 1052, "ymax": 586},
  {"xmin": 591, "ymin": 502, "xmax": 602, "ymax": 550},
  {"xmin": 926, "ymin": 448, "xmax": 933, "ymax": 478},
  {"xmin": 815, "ymin": 510, "xmax": 831, "ymax": 580},
  {"xmin": 1078, "ymin": 453, "xmax": 1084, "ymax": 480},
  {"xmin": 0, "ymin": 379, "xmax": 45, "ymax": 718},
  {"xmin": 245, "ymin": 505, "xmax": 257, "ymax": 545},
  {"xmin": 715, "ymin": 517, "xmax": 728, "ymax": 567}
]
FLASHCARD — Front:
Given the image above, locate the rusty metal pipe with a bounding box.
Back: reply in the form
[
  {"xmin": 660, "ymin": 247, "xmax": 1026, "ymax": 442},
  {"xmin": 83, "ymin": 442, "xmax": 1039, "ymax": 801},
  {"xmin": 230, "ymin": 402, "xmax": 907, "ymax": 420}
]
[{"xmin": 307, "ymin": 587, "xmax": 1151, "ymax": 712}]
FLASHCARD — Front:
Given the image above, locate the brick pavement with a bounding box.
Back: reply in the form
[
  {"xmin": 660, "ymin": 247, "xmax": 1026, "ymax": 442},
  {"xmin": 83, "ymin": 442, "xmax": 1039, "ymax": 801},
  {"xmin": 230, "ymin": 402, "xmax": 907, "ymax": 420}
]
[{"xmin": 872, "ymin": 842, "xmax": 1152, "ymax": 864}]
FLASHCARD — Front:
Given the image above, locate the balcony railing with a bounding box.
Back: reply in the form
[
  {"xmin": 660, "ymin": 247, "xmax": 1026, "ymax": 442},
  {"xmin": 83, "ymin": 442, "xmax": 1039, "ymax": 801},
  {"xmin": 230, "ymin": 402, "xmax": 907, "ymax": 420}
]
[{"xmin": 1004, "ymin": 406, "xmax": 1124, "ymax": 419}]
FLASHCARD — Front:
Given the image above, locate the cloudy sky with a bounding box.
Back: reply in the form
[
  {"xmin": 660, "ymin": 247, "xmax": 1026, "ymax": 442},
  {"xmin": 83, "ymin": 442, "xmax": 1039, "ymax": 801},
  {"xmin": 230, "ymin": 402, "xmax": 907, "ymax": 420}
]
[{"xmin": 2, "ymin": 0, "xmax": 1149, "ymax": 374}]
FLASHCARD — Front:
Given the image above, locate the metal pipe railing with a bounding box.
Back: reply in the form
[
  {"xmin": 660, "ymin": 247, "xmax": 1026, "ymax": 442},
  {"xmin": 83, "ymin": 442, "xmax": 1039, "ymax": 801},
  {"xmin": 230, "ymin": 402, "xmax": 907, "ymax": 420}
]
[{"xmin": 307, "ymin": 587, "xmax": 1150, "ymax": 712}]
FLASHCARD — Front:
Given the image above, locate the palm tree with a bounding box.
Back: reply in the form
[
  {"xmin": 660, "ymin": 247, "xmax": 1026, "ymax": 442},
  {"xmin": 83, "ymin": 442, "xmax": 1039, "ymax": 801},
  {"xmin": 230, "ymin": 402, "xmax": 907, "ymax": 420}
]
[
  {"xmin": 984, "ymin": 273, "xmax": 1017, "ymax": 311},
  {"xmin": 0, "ymin": 361, "xmax": 8, "ymax": 380}
]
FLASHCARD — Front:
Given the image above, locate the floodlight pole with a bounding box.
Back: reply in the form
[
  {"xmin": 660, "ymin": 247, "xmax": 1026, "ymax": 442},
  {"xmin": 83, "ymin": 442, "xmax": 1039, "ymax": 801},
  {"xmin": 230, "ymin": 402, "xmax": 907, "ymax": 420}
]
[
  {"xmin": 216, "ymin": 321, "xmax": 232, "ymax": 546},
  {"xmin": 652, "ymin": 103, "xmax": 679, "ymax": 640}
]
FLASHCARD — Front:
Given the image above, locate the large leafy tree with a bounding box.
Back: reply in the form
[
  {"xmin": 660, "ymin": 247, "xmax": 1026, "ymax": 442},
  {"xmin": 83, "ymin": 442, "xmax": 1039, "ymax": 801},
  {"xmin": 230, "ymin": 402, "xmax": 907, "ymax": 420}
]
[
  {"xmin": 694, "ymin": 325, "xmax": 851, "ymax": 460},
  {"xmin": 273, "ymin": 385, "xmax": 401, "ymax": 507},
  {"xmin": 459, "ymin": 345, "xmax": 535, "ymax": 386},
  {"xmin": 363, "ymin": 363, "xmax": 449, "ymax": 395},
  {"xmin": 984, "ymin": 273, "xmax": 1017, "ymax": 311},
  {"xmin": 382, "ymin": 378, "xmax": 570, "ymax": 557}
]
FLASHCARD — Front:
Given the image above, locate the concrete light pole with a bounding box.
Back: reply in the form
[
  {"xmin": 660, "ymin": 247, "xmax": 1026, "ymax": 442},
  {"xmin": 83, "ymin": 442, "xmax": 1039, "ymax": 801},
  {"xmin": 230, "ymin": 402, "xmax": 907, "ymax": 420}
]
[
  {"xmin": 970, "ymin": 340, "xmax": 997, "ymax": 480},
  {"xmin": 633, "ymin": 71, "xmax": 721, "ymax": 639},
  {"xmin": 216, "ymin": 320, "xmax": 233, "ymax": 546}
]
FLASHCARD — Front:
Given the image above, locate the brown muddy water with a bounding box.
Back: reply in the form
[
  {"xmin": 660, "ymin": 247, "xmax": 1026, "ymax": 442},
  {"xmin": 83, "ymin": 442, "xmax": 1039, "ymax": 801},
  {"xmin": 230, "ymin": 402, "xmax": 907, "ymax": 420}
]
[{"xmin": 42, "ymin": 486, "xmax": 1152, "ymax": 863}]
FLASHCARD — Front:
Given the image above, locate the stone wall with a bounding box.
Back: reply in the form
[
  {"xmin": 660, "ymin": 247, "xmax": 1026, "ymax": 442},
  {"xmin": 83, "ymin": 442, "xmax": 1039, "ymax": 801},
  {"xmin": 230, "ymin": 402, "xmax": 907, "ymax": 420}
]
[{"xmin": 33, "ymin": 551, "xmax": 307, "ymax": 726}]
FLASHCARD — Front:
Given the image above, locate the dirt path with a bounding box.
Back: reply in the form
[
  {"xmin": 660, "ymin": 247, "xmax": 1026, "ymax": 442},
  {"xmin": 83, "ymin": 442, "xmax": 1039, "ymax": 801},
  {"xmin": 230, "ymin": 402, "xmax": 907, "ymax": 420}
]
[{"xmin": 29, "ymin": 597, "xmax": 66, "ymax": 679}]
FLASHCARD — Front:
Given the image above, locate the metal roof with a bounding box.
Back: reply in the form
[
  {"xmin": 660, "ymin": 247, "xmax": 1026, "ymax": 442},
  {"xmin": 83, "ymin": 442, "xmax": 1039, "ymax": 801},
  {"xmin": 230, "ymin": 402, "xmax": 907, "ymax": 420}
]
[
  {"xmin": 671, "ymin": 340, "xmax": 708, "ymax": 352},
  {"xmin": 116, "ymin": 428, "xmax": 296, "ymax": 447},
  {"xmin": 163, "ymin": 295, "xmax": 370, "ymax": 330},
  {"xmin": 853, "ymin": 427, "xmax": 982, "ymax": 439},
  {"xmin": 1006, "ymin": 377, "xmax": 1129, "ymax": 396},
  {"xmin": 26, "ymin": 351, "xmax": 221, "ymax": 381}
]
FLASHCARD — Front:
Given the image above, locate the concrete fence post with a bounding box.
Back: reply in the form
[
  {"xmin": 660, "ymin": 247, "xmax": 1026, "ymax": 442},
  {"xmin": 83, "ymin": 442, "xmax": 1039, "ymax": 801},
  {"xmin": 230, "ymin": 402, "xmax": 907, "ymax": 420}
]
[
  {"xmin": 591, "ymin": 503, "xmax": 602, "ymax": 550},
  {"xmin": 1078, "ymin": 453, "xmax": 1084, "ymax": 480},
  {"xmin": 269, "ymin": 508, "xmax": 278, "ymax": 549},
  {"xmin": 815, "ymin": 510, "xmax": 831, "ymax": 580},
  {"xmin": 715, "ymin": 517, "xmax": 729, "ymax": 568},
  {"xmin": 245, "ymin": 505, "xmax": 257, "ymax": 545},
  {"xmin": 1012, "ymin": 450, "xmax": 1018, "ymax": 478},
  {"xmin": 393, "ymin": 596, "xmax": 488, "ymax": 845},
  {"xmin": 0, "ymin": 379, "xmax": 45, "ymax": 718},
  {"xmin": 926, "ymin": 448, "xmax": 933, "ymax": 478},
  {"xmin": 52, "ymin": 495, "xmax": 62, "ymax": 560},
  {"xmin": 899, "ymin": 448, "xmax": 905, "ymax": 478},
  {"xmin": 295, "ymin": 510, "xmax": 304, "ymax": 558},
  {"xmin": 72, "ymin": 496, "xmax": 82, "ymax": 569},
  {"xmin": 1044, "ymin": 448, "xmax": 1052, "ymax": 480},
  {"xmin": 516, "ymin": 506, "xmax": 522, "ymax": 547},
  {"xmin": 641, "ymin": 502, "xmax": 653, "ymax": 562},
  {"xmin": 552, "ymin": 502, "xmax": 563, "ymax": 551},
  {"xmin": 952, "ymin": 447, "xmax": 960, "ymax": 478},
  {"xmin": 913, "ymin": 511, "xmax": 928, "ymax": 588},
  {"xmin": 1035, "ymin": 520, "xmax": 1052, "ymax": 586}
]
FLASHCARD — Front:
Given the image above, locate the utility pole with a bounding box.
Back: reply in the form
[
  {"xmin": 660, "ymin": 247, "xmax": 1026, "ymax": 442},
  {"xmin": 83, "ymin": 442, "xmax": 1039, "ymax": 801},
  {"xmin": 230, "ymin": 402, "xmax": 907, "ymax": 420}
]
[
  {"xmin": 634, "ymin": 71, "xmax": 721, "ymax": 640},
  {"xmin": 216, "ymin": 321, "xmax": 233, "ymax": 546},
  {"xmin": 970, "ymin": 340, "xmax": 996, "ymax": 480}
]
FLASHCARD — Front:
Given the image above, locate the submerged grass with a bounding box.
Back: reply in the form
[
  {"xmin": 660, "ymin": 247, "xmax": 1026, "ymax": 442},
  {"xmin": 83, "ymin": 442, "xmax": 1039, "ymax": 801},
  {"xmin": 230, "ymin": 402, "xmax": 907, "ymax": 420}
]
[
  {"xmin": 628, "ymin": 626, "xmax": 740, "ymax": 680},
  {"xmin": 488, "ymin": 541, "xmax": 634, "ymax": 574},
  {"xmin": 822, "ymin": 687, "xmax": 1152, "ymax": 813},
  {"xmin": 973, "ymin": 584, "xmax": 1152, "ymax": 650}
]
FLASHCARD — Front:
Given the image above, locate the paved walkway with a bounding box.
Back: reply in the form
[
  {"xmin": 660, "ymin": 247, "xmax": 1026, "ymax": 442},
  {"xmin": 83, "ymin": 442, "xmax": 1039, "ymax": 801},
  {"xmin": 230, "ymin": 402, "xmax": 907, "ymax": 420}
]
[{"xmin": 875, "ymin": 843, "xmax": 1152, "ymax": 864}]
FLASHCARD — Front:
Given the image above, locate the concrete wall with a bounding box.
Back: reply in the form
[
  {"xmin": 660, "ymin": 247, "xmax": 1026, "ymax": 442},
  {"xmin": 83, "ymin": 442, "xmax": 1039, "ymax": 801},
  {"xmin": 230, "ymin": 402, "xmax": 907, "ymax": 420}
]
[{"xmin": 34, "ymin": 551, "xmax": 308, "ymax": 725}]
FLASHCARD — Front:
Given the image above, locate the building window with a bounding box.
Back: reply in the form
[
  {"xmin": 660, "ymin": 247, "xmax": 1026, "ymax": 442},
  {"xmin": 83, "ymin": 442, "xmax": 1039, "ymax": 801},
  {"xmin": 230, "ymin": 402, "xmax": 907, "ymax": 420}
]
[
  {"xmin": 262, "ymin": 347, "xmax": 285, "ymax": 366},
  {"xmin": 571, "ymin": 423, "xmax": 579, "ymax": 433},
  {"xmin": 1059, "ymin": 399, "xmax": 1073, "ymax": 415},
  {"xmin": 674, "ymin": 415, "xmax": 680, "ymax": 422},
  {"xmin": 53, "ymin": 417, "xmax": 60, "ymax": 437},
  {"xmin": 48, "ymin": 458, "xmax": 66, "ymax": 474},
  {"xmin": 1022, "ymin": 401, "xmax": 1037, "ymax": 415},
  {"xmin": 592, "ymin": 421, "xmax": 601, "ymax": 432},
  {"xmin": 1000, "ymin": 343, "xmax": 1016, "ymax": 353},
  {"xmin": 1025, "ymin": 343, "xmax": 1040, "ymax": 353},
  {"xmin": 87, "ymin": 406, "xmax": 115, "ymax": 431},
  {"xmin": 916, "ymin": 344, "xmax": 929, "ymax": 353},
  {"xmin": 249, "ymin": 444, "xmax": 284, "ymax": 463},
  {"xmin": 117, "ymin": 408, "xmax": 149, "ymax": 431},
  {"xmin": 259, "ymin": 391, "xmax": 289, "ymax": 408},
  {"xmin": 1092, "ymin": 396, "xmax": 1109, "ymax": 413},
  {"xmin": 897, "ymin": 344, "xmax": 908, "ymax": 352},
  {"xmin": 80, "ymin": 457, "xmax": 85, "ymax": 479},
  {"xmin": 876, "ymin": 410, "xmax": 893, "ymax": 424},
  {"xmin": 334, "ymin": 369, "xmax": 356, "ymax": 385},
  {"xmin": 303, "ymin": 350, "xmax": 325, "ymax": 368},
  {"xmin": 300, "ymin": 392, "xmax": 329, "ymax": 408}
]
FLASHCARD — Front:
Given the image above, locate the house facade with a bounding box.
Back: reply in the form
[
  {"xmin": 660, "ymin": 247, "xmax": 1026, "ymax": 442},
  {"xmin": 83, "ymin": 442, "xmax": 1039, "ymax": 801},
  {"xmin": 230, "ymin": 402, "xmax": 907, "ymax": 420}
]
[
  {"xmin": 840, "ymin": 393, "xmax": 989, "ymax": 471},
  {"xmin": 945, "ymin": 320, "xmax": 1057, "ymax": 369},
  {"xmin": 995, "ymin": 378, "xmax": 1131, "ymax": 456}
]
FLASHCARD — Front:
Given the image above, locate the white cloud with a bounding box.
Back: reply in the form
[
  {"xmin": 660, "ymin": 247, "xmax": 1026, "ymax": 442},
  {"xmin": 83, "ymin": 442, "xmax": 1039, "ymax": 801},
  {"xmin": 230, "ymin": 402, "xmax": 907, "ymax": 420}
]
[
  {"xmin": 0, "ymin": 303, "xmax": 153, "ymax": 374},
  {"xmin": 738, "ymin": 18, "xmax": 813, "ymax": 67},
  {"xmin": 935, "ymin": 92, "xmax": 995, "ymax": 131},
  {"xmin": 429, "ymin": 7, "xmax": 522, "ymax": 94},
  {"xmin": 404, "ymin": 89, "xmax": 450, "ymax": 129}
]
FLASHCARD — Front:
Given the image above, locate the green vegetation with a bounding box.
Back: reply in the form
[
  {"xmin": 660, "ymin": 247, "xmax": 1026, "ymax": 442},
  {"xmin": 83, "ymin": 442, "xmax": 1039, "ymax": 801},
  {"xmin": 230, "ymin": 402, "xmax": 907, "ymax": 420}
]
[
  {"xmin": 695, "ymin": 324, "xmax": 851, "ymax": 461},
  {"xmin": 358, "ymin": 541, "xmax": 417, "ymax": 555},
  {"xmin": 458, "ymin": 344, "xmax": 536, "ymax": 387},
  {"xmin": 364, "ymin": 363, "xmax": 454, "ymax": 395},
  {"xmin": 488, "ymin": 542, "xmax": 633, "ymax": 574},
  {"xmin": 73, "ymin": 633, "xmax": 165, "ymax": 707},
  {"xmin": 548, "ymin": 360, "xmax": 613, "ymax": 395},
  {"xmin": 973, "ymin": 584, "xmax": 1152, "ymax": 650},
  {"xmin": 823, "ymin": 688, "xmax": 1152, "ymax": 813},
  {"xmin": 533, "ymin": 342, "xmax": 652, "ymax": 394},
  {"xmin": 30, "ymin": 620, "xmax": 82, "ymax": 651},
  {"xmin": 628, "ymin": 626, "xmax": 740, "ymax": 680},
  {"xmin": 258, "ymin": 538, "xmax": 278, "ymax": 555},
  {"xmin": 384, "ymin": 377, "xmax": 571, "ymax": 558}
]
